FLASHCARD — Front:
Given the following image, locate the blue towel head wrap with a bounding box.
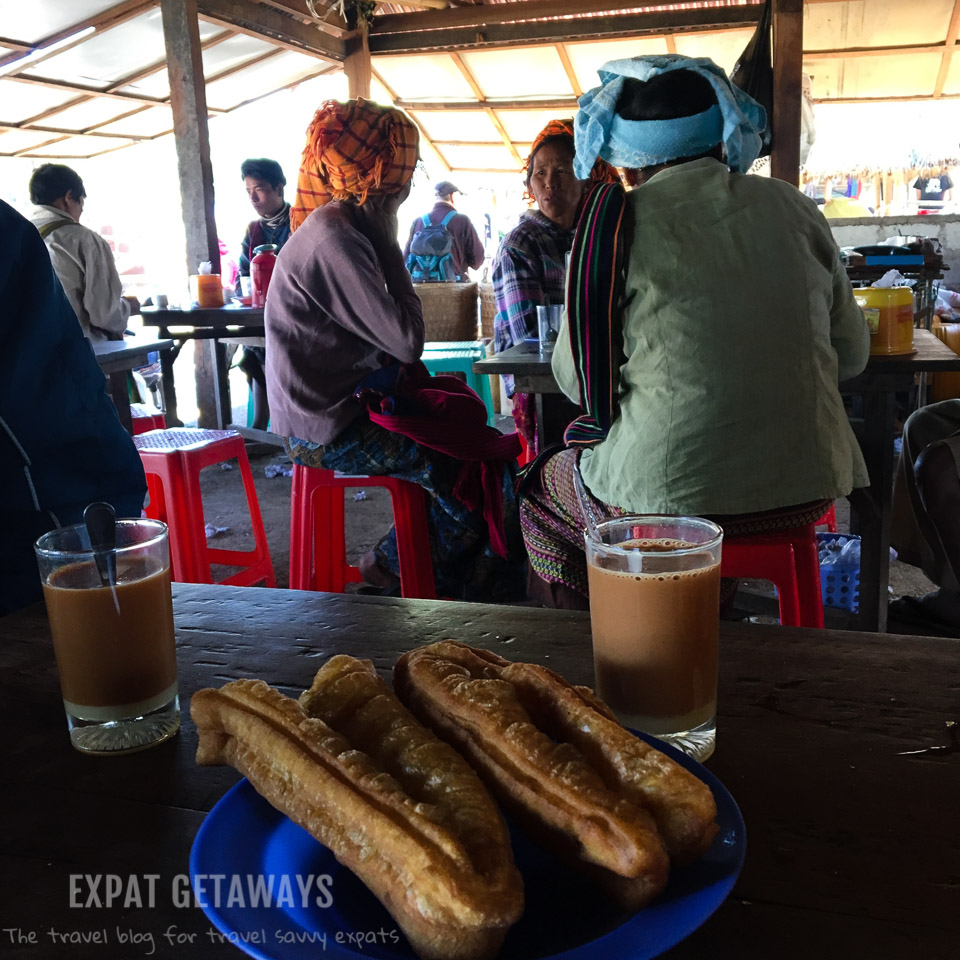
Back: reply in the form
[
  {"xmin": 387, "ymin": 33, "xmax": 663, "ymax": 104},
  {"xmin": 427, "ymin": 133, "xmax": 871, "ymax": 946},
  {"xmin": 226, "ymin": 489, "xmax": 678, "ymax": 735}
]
[{"xmin": 574, "ymin": 55, "xmax": 766, "ymax": 177}]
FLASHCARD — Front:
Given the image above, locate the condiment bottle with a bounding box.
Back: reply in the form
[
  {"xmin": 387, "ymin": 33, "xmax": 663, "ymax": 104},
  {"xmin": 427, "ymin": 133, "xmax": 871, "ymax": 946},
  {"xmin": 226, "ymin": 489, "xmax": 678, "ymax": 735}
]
[
  {"xmin": 251, "ymin": 244, "xmax": 278, "ymax": 308},
  {"xmin": 194, "ymin": 260, "xmax": 224, "ymax": 308}
]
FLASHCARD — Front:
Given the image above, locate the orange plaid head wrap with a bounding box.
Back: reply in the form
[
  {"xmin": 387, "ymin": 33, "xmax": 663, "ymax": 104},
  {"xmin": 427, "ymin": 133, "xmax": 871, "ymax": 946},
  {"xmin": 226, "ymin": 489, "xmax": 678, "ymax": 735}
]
[
  {"xmin": 290, "ymin": 98, "xmax": 419, "ymax": 231},
  {"xmin": 523, "ymin": 118, "xmax": 621, "ymax": 201}
]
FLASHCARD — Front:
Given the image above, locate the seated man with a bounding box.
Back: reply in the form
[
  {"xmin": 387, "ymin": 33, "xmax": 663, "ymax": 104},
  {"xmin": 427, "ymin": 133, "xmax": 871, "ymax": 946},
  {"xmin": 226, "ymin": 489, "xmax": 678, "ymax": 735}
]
[
  {"xmin": 236, "ymin": 158, "xmax": 292, "ymax": 430},
  {"xmin": 0, "ymin": 200, "xmax": 146, "ymax": 616},
  {"xmin": 28, "ymin": 163, "xmax": 137, "ymax": 341},
  {"xmin": 403, "ymin": 181, "xmax": 484, "ymax": 282},
  {"xmin": 519, "ymin": 56, "xmax": 869, "ymax": 609},
  {"xmin": 266, "ymin": 100, "xmax": 523, "ymax": 601}
]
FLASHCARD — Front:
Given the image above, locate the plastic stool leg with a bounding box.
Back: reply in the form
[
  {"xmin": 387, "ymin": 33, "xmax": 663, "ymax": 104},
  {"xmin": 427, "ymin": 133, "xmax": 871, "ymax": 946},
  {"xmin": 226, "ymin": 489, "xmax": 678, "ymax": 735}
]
[
  {"xmin": 289, "ymin": 466, "xmax": 306, "ymax": 590},
  {"xmin": 792, "ymin": 529, "xmax": 826, "ymax": 628},
  {"xmin": 390, "ymin": 483, "xmax": 436, "ymax": 599}
]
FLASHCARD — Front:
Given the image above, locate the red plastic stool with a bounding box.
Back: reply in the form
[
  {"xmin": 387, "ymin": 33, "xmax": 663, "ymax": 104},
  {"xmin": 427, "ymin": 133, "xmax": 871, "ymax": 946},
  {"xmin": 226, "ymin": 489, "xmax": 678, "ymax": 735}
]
[
  {"xmin": 721, "ymin": 522, "xmax": 824, "ymax": 628},
  {"xmin": 815, "ymin": 503, "xmax": 838, "ymax": 533},
  {"xmin": 131, "ymin": 412, "xmax": 166, "ymax": 435},
  {"xmin": 516, "ymin": 430, "xmax": 535, "ymax": 467},
  {"xmin": 134, "ymin": 428, "xmax": 276, "ymax": 587},
  {"xmin": 289, "ymin": 463, "xmax": 435, "ymax": 599}
]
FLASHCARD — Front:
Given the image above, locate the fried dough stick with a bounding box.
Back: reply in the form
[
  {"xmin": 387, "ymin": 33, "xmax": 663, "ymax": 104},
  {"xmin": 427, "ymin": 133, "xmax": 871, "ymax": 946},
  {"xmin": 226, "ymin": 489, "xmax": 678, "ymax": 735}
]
[
  {"xmin": 395, "ymin": 641, "xmax": 678, "ymax": 909},
  {"xmin": 192, "ymin": 657, "xmax": 522, "ymax": 960}
]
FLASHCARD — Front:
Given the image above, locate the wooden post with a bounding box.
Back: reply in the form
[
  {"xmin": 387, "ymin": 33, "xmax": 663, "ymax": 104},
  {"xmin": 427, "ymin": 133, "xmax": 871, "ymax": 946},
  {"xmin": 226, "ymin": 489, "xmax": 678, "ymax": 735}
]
[
  {"xmin": 161, "ymin": 0, "xmax": 228, "ymax": 428},
  {"xmin": 345, "ymin": 31, "xmax": 371, "ymax": 99},
  {"xmin": 770, "ymin": 0, "xmax": 803, "ymax": 185}
]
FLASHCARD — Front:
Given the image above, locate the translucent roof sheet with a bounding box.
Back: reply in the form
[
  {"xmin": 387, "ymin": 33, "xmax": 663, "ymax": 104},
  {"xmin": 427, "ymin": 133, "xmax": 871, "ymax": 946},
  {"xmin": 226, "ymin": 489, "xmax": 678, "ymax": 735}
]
[
  {"xmin": 24, "ymin": 11, "xmax": 222, "ymax": 88},
  {"xmin": 119, "ymin": 32, "xmax": 277, "ymax": 100},
  {"xmin": 2, "ymin": 0, "xmax": 959, "ymax": 169},
  {"xmin": 0, "ymin": 127, "xmax": 71, "ymax": 155},
  {"xmin": 27, "ymin": 133, "xmax": 135, "ymax": 157},
  {"xmin": 204, "ymin": 50, "xmax": 323, "ymax": 111},
  {"xmin": 459, "ymin": 47, "xmax": 571, "ymax": 99},
  {"xmin": 2, "ymin": 0, "xmax": 120, "ymax": 47},
  {"xmin": 411, "ymin": 109, "xmax": 502, "ymax": 142},
  {"xmin": 40, "ymin": 97, "xmax": 142, "ymax": 132},
  {"xmin": 374, "ymin": 54, "xmax": 475, "ymax": 101},
  {"xmin": 94, "ymin": 104, "xmax": 174, "ymax": 138},
  {"xmin": 0, "ymin": 79, "xmax": 77, "ymax": 123}
]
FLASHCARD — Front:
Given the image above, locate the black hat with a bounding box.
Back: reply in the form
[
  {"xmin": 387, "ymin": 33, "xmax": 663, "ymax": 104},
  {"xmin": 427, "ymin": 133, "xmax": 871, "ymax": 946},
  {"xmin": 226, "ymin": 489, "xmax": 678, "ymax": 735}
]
[{"xmin": 434, "ymin": 180, "xmax": 460, "ymax": 198}]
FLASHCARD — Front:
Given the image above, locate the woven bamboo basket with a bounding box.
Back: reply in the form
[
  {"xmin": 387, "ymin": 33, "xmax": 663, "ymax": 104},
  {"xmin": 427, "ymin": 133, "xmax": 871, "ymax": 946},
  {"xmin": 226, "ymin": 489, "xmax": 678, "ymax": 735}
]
[
  {"xmin": 479, "ymin": 281, "xmax": 497, "ymax": 339},
  {"xmin": 415, "ymin": 282, "xmax": 479, "ymax": 341}
]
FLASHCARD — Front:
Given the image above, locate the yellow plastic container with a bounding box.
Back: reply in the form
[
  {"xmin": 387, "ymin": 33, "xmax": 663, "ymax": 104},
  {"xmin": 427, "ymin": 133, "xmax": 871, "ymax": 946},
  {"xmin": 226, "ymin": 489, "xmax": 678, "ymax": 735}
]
[{"xmin": 854, "ymin": 286, "xmax": 914, "ymax": 355}]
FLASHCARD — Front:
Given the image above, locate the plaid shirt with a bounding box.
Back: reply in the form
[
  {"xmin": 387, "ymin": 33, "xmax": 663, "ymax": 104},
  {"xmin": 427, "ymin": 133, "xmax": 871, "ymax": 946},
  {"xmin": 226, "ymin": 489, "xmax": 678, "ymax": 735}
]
[{"xmin": 492, "ymin": 210, "xmax": 573, "ymax": 353}]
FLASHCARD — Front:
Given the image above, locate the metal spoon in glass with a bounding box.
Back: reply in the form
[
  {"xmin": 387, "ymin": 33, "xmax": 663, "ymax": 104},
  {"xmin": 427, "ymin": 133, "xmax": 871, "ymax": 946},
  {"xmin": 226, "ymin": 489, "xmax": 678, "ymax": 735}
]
[{"xmin": 83, "ymin": 501, "xmax": 117, "ymax": 588}]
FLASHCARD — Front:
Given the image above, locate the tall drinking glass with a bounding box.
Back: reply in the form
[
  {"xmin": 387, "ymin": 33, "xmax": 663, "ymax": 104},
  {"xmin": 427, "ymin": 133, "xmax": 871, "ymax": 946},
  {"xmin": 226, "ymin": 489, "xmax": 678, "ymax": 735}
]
[
  {"xmin": 584, "ymin": 516, "xmax": 723, "ymax": 761},
  {"xmin": 35, "ymin": 518, "xmax": 180, "ymax": 755}
]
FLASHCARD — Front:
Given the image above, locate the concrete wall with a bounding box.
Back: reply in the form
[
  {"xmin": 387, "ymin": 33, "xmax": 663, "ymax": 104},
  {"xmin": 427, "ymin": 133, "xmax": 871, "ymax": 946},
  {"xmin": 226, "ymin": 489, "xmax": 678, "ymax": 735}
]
[{"xmin": 828, "ymin": 215, "xmax": 960, "ymax": 289}]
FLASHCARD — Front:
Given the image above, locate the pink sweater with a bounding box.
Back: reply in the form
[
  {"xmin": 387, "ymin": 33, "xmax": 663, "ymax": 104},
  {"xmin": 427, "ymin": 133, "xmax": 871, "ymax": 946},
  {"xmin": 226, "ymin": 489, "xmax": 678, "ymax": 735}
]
[{"xmin": 264, "ymin": 202, "xmax": 424, "ymax": 444}]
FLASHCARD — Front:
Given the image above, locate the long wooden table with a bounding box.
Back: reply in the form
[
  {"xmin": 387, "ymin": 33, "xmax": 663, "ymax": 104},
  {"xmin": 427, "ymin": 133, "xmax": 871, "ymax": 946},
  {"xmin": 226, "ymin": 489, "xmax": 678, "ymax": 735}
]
[
  {"xmin": 2, "ymin": 584, "xmax": 957, "ymax": 958},
  {"xmin": 140, "ymin": 305, "xmax": 264, "ymax": 429},
  {"xmin": 476, "ymin": 330, "xmax": 960, "ymax": 631},
  {"xmin": 92, "ymin": 335, "xmax": 174, "ymax": 433}
]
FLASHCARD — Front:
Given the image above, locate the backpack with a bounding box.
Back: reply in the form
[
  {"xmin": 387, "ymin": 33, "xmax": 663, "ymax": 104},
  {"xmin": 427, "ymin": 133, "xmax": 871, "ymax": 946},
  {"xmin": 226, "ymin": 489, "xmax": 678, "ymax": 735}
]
[{"xmin": 406, "ymin": 210, "xmax": 457, "ymax": 282}]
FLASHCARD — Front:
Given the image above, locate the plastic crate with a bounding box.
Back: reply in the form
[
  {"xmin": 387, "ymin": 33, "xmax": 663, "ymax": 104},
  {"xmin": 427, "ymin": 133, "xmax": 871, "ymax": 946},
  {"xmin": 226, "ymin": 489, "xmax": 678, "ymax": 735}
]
[{"xmin": 818, "ymin": 532, "xmax": 860, "ymax": 613}]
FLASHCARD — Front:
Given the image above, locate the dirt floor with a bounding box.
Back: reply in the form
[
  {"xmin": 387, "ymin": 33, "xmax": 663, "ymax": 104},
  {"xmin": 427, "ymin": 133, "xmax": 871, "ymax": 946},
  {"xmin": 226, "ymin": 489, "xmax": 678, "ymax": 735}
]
[{"xmin": 190, "ymin": 436, "xmax": 943, "ymax": 633}]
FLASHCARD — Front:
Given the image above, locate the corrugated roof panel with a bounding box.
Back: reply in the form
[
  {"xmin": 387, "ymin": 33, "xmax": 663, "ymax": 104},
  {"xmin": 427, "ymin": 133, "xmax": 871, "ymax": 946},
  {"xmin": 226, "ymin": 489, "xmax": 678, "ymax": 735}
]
[
  {"xmin": 409, "ymin": 109, "xmax": 502, "ymax": 142},
  {"xmin": 93, "ymin": 104, "xmax": 174, "ymax": 137},
  {"xmin": 804, "ymin": 0, "xmax": 954, "ymax": 50},
  {"xmin": 23, "ymin": 10, "xmax": 222, "ymax": 87},
  {"xmin": 0, "ymin": 79, "xmax": 77, "ymax": 123},
  {"xmin": 26, "ymin": 133, "xmax": 135, "ymax": 156},
  {"xmin": 374, "ymin": 54, "xmax": 476, "ymax": 101},
  {"xmin": 203, "ymin": 51, "xmax": 322, "ymax": 110},
  {"xmin": 38, "ymin": 97, "xmax": 140, "ymax": 131},
  {"xmin": 3, "ymin": 0, "xmax": 120, "ymax": 47},
  {"xmin": 460, "ymin": 47, "xmax": 572, "ymax": 99},
  {"xmin": 0, "ymin": 127, "xmax": 70, "ymax": 155}
]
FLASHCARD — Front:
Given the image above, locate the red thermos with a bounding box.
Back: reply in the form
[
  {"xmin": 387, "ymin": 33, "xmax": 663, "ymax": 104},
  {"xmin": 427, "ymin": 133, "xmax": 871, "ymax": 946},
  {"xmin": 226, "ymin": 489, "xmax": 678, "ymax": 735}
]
[{"xmin": 250, "ymin": 243, "xmax": 278, "ymax": 308}]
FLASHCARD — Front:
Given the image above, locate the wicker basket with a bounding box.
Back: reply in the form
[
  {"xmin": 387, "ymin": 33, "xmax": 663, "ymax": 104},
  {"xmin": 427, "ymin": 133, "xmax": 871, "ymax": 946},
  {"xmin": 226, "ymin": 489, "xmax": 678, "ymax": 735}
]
[
  {"xmin": 479, "ymin": 281, "xmax": 497, "ymax": 339},
  {"xmin": 415, "ymin": 282, "xmax": 479, "ymax": 341}
]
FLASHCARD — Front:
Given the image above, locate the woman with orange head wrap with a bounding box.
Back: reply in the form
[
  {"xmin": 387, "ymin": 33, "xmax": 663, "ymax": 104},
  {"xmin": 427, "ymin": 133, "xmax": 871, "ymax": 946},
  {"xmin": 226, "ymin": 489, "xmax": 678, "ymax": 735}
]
[
  {"xmin": 492, "ymin": 118, "xmax": 621, "ymax": 454},
  {"xmin": 266, "ymin": 99, "xmax": 525, "ymax": 600}
]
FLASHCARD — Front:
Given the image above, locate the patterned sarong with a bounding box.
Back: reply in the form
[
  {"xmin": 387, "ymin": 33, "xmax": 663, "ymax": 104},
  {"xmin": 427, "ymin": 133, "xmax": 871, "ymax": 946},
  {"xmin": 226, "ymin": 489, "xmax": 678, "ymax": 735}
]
[{"xmin": 521, "ymin": 448, "xmax": 831, "ymax": 599}]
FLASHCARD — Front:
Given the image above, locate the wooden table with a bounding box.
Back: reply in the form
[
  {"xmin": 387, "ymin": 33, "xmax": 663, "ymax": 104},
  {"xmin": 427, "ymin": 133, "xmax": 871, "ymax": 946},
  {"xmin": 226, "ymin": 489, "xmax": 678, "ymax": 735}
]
[
  {"xmin": 477, "ymin": 330, "xmax": 960, "ymax": 631},
  {"xmin": 2, "ymin": 584, "xmax": 957, "ymax": 958},
  {"xmin": 92, "ymin": 336, "xmax": 174, "ymax": 433},
  {"xmin": 140, "ymin": 305, "xmax": 264, "ymax": 430}
]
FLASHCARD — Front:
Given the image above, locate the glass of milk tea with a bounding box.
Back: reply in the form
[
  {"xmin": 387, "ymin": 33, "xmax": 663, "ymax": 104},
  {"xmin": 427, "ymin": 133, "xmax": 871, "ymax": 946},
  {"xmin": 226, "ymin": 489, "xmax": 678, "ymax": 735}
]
[
  {"xmin": 585, "ymin": 516, "xmax": 722, "ymax": 761},
  {"xmin": 35, "ymin": 519, "xmax": 179, "ymax": 755}
]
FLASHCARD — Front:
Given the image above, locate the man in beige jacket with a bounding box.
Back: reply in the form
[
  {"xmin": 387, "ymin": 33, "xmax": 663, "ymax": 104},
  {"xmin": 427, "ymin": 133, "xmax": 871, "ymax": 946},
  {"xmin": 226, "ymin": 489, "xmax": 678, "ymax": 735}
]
[{"xmin": 28, "ymin": 163, "xmax": 137, "ymax": 340}]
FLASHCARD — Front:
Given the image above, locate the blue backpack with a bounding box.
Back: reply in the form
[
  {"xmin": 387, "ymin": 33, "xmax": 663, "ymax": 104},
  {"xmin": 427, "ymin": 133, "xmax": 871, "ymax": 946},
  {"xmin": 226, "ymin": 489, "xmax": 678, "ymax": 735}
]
[{"xmin": 406, "ymin": 210, "xmax": 457, "ymax": 282}]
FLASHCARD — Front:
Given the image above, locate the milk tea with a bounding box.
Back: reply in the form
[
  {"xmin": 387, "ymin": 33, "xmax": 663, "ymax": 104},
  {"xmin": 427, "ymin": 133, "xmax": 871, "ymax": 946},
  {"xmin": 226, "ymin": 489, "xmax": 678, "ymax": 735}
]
[
  {"xmin": 43, "ymin": 557, "xmax": 177, "ymax": 721},
  {"xmin": 587, "ymin": 539, "xmax": 720, "ymax": 736}
]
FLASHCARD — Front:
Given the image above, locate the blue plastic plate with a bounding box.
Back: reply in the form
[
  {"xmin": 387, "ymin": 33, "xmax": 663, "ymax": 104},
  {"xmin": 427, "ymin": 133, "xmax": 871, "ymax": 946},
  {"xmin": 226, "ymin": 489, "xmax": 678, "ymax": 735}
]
[{"xmin": 190, "ymin": 732, "xmax": 745, "ymax": 960}]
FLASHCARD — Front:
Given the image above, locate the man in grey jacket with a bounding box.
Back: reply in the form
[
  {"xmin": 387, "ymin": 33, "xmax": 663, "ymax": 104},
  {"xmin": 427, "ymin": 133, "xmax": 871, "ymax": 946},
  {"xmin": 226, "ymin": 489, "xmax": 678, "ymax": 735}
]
[{"xmin": 28, "ymin": 163, "xmax": 137, "ymax": 340}]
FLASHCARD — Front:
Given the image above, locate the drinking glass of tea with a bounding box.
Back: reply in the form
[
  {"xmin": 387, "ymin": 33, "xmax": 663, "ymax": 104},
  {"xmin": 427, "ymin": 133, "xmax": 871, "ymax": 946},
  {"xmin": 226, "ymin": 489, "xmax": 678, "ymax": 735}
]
[
  {"xmin": 34, "ymin": 517, "xmax": 179, "ymax": 755},
  {"xmin": 584, "ymin": 515, "xmax": 723, "ymax": 761}
]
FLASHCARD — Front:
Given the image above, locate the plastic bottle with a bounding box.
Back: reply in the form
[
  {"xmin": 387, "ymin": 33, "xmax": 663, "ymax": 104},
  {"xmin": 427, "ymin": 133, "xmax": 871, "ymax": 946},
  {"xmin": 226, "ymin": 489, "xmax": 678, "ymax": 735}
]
[
  {"xmin": 194, "ymin": 260, "xmax": 223, "ymax": 308},
  {"xmin": 251, "ymin": 244, "xmax": 278, "ymax": 308}
]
